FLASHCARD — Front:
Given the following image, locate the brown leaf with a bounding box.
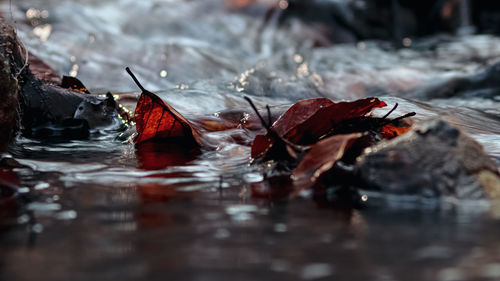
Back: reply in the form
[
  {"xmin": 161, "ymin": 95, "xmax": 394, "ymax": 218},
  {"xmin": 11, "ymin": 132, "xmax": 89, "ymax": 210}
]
[
  {"xmin": 292, "ymin": 133, "xmax": 361, "ymax": 189},
  {"xmin": 283, "ymin": 98, "xmax": 386, "ymax": 144},
  {"xmin": 251, "ymin": 97, "xmax": 386, "ymax": 159}
]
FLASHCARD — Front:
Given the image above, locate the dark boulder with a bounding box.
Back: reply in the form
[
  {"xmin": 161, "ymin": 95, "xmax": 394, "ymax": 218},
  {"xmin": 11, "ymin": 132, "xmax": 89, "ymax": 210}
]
[{"xmin": 357, "ymin": 119, "xmax": 500, "ymax": 199}]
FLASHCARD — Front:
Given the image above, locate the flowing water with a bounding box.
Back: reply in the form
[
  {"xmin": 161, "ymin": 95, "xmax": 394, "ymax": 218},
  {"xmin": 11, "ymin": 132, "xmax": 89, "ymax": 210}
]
[{"xmin": 1, "ymin": 1, "xmax": 500, "ymax": 280}]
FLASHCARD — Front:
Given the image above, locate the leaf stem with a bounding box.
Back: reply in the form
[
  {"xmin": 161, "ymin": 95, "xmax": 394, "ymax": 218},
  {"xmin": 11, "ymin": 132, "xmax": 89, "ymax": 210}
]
[
  {"xmin": 125, "ymin": 67, "xmax": 146, "ymax": 92},
  {"xmin": 244, "ymin": 96, "xmax": 270, "ymax": 129}
]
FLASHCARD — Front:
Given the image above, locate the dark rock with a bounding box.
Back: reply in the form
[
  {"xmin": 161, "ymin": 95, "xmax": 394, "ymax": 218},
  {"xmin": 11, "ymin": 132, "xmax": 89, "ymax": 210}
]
[
  {"xmin": 356, "ymin": 119, "xmax": 500, "ymax": 199},
  {"xmin": 0, "ymin": 20, "xmax": 124, "ymax": 137},
  {"xmin": 73, "ymin": 92, "xmax": 121, "ymax": 130},
  {"xmin": 19, "ymin": 78, "xmax": 88, "ymax": 133},
  {"xmin": 0, "ymin": 19, "xmax": 21, "ymax": 152},
  {"xmin": 0, "ymin": 19, "xmax": 90, "ymax": 139},
  {"xmin": 21, "ymin": 80, "xmax": 124, "ymax": 135}
]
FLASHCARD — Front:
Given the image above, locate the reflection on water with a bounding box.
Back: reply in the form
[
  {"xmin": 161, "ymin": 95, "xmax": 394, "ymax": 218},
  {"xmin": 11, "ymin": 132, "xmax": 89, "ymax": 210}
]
[{"xmin": 1, "ymin": 0, "xmax": 500, "ymax": 280}]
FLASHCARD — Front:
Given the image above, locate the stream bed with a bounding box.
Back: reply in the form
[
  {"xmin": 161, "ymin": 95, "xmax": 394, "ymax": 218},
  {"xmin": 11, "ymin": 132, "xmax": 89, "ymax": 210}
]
[{"xmin": 1, "ymin": 1, "xmax": 500, "ymax": 280}]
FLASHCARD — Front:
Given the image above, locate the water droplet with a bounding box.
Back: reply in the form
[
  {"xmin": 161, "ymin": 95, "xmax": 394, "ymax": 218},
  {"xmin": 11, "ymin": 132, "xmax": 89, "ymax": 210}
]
[
  {"xmin": 40, "ymin": 10, "xmax": 49, "ymax": 19},
  {"xmin": 402, "ymin": 37, "xmax": 412, "ymax": 47},
  {"xmin": 294, "ymin": 54, "xmax": 303, "ymax": 63},
  {"xmin": 32, "ymin": 223, "xmax": 44, "ymax": 233},
  {"xmin": 33, "ymin": 24, "xmax": 52, "ymax": 41},
  {"xmin": 26, "ymin": 8, "xmax": 39, "ymax": 19},
  {"xmin": 69, "ymin": 64, "xmax": 79, "ymax": 77},
  {"xmin": 278, "ymin": 0, "xmax": 289, "ymax": 10},
  {"xmin": 357, "ymin": 41, "xmax": 366, "ymax": 50}
]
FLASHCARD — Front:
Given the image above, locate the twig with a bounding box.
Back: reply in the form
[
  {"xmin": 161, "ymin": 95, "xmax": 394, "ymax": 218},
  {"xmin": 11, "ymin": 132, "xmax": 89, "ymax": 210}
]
[
  {"xmin": 243, "ymin": 96, "xmax": 269, "ymax": 129},
  {"xmin": 266, "ymin": 105, "xmax": 272, "ymax": 128},
  {"xmin": 243, "ymin": 96, "xmax": 307, "ymax": 155},
  {"xmin": 390, "ymin": 112, "xmax": 416, "ymax": 123}
]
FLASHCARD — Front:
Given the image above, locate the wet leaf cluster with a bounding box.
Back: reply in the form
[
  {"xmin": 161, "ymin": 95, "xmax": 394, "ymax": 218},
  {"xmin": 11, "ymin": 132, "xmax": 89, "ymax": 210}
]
[{"xmin": 127, "ymin": 68, "xmax": 415, "ymax": 205}]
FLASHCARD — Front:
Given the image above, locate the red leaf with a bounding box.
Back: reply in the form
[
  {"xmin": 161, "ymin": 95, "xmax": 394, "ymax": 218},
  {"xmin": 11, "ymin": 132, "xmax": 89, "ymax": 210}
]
[
  {"xmin": 292, "ymin": 133, "xmax": 361, "ymax": 189},
  {"xmin": 251, "ymin": 134, "xmax": 275, "ymax": 158},
  {"xmin": 273, "ymin": 98, "xmax": 335, "ymax": 138},
  {"xmin": 251, "ymin": 97, "xmax": 387, "ymax": 158},
  {"xmin": 283, "ymin": 98, "xmax": 386, "ymax": 144},
  {"xmin": 134, "ymin": 91, "xmax": 200, "ymax": 144},
  {"xmin": 127, "ymin": 68, "xmax": 203, "ymax": 145}
]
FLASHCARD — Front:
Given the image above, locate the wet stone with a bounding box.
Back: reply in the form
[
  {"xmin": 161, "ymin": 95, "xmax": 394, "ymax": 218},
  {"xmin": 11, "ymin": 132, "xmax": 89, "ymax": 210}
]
[{"xmin": 357, "ymin": 119, "xmax": 500, "ymax": 199}]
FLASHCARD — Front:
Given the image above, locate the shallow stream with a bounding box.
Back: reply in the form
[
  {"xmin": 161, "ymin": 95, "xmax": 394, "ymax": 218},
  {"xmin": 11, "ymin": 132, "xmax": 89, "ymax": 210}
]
[{"xmin": 1, "ymin": 1, "xmax": 500, "ymax": 280}]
